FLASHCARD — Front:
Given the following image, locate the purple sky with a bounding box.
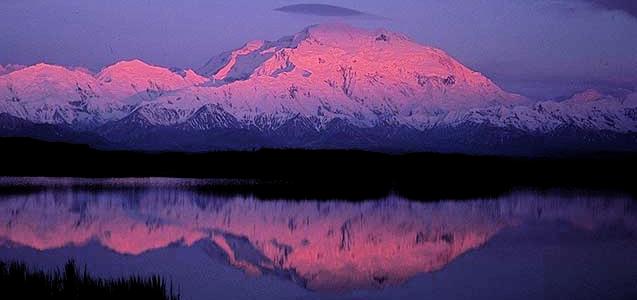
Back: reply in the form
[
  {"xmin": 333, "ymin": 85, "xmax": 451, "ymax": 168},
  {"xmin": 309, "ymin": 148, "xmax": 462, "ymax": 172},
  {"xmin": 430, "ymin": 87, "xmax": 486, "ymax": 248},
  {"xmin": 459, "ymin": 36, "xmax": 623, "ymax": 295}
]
[{"xmin": 1, "ymin": 0, "xmax": 636, "ymax": 99}]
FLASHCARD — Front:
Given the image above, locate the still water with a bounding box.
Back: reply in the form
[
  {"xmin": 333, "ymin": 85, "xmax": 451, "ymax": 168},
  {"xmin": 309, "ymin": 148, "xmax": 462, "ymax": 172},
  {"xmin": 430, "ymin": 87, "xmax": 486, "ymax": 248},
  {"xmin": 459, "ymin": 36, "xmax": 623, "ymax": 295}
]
[{"xmin": 0, "ymin": 177, "xmax": 636, "ymax": 300}]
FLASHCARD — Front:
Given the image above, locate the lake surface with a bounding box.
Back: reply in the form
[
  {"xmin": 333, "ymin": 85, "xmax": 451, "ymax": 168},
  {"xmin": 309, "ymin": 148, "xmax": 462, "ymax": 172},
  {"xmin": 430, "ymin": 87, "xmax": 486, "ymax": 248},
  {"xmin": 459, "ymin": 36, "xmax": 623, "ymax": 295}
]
[{"xmin": 0, "ymin": 177, "xmax": 636, "ymax": 300}]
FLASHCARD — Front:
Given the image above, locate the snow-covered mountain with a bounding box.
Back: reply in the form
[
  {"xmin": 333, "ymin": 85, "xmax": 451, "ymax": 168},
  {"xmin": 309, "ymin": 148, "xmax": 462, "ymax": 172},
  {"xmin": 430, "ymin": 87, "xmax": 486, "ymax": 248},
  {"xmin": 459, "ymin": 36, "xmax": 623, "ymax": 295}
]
[
  {"xmin": 1, "ymin": 24, "xmax": 636, "ymax": 153},
  {"xmin": 0, "ymin": 60, "xmax": 206, "ymax": 128},
  {"xmin": 0, "ymin": 64, "xmax": 25, "ymax": 76}
]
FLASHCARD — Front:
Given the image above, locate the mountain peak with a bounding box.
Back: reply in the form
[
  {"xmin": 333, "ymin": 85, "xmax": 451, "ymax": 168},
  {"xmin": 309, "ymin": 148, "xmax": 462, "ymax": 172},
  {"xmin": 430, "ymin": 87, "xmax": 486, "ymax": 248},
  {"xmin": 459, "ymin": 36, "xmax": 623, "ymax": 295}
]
[
  {"xmin": 4, "ymin": 25, "xmax": 635, "ymax": 153},
  {"xmin": 98, "ymin": 59, "xmax": 157, "ymax": 76},
  {"xmin": 301, "ymin": 23, "xmax": 409, "ymax": 44},
  {"xmin": 198, "ymin": 23, "xmax": 524, "ymax": 112},
  {"xmin": 0, "ymin": 62, "xmax": 94, "ymax": 87},
  {"xmin": 117, "ymin": 59, "xmax": 149, "ymax": 66},
  {"xmin": 0, "ymin": 64, "xmax": 26, "ymax": 76},
  {"xmin": 18, "ymin": 63, "xmax": 71, "ymax": 74},
  {"xmin": 96, "ymin": 59, "xmax": 203, "ymax": 99},
  {"xmin": 564, "ymin": 88, "xmax": 607, "ymax": 104},
  {"xmin": 199, "ymin": 24, "xmax": 414, "ymax": 81}
]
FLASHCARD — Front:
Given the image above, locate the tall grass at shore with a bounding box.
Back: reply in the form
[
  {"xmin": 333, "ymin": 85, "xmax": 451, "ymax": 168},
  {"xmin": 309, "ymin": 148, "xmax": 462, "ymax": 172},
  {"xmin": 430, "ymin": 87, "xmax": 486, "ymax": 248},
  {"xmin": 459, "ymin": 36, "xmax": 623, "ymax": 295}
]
[{"xmin": 0, "ymin": 260, "xmax": 180, "ymax": 300}]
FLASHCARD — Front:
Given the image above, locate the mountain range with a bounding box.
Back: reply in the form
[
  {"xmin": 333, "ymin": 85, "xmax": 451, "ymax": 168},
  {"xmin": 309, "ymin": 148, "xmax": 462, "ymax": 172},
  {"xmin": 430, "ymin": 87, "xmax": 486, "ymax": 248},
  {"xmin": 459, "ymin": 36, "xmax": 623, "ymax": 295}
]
[{"xmin": 1, "ymin": 24, "xmax": 636, "ymax": 154}]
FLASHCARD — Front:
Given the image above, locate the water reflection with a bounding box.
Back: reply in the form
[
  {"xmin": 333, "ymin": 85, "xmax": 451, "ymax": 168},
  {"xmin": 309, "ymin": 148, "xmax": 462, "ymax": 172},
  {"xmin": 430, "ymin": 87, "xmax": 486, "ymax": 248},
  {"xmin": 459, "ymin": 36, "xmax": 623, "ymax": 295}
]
[{"xmin": 0, "ymin": 178, "xmax": 635, "ymax": 294}]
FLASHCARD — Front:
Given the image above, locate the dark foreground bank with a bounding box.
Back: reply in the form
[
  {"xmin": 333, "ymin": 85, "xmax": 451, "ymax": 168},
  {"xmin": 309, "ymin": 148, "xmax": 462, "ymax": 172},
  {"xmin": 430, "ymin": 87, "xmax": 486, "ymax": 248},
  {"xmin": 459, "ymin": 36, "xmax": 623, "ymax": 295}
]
[
  {"xmin": 1, "ymin": 137, "xmax": 635, "ymax": 200},
  {"xmin": 0, "ymin": 260, "xmax": 180, "ymax": 300}
]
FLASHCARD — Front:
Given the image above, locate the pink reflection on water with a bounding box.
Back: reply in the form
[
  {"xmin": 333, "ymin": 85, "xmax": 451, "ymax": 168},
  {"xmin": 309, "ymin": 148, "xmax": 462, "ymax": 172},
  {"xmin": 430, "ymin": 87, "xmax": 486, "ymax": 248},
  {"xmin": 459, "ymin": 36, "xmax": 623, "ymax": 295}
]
[{"xmin": 0, "ymin": 178, "xmax": 634, "ymax": 291}]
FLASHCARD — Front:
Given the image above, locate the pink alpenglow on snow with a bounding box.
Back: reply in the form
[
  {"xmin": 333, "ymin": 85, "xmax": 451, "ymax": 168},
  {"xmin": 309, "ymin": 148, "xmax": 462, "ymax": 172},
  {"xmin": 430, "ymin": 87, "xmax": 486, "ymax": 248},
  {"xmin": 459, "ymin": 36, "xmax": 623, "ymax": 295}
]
[
  {"xmin": 0, "ymin": 24, "xmax": 636, "ymax": 153},
  {"xmin": 0, "ymin": 181, "xmax": 632, "ymax": 291}
]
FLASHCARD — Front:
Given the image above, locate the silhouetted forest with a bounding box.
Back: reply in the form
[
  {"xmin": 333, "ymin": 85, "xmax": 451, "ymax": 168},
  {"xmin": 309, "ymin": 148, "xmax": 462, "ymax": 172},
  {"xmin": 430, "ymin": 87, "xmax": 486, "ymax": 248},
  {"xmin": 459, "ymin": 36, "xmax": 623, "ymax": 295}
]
[
  {"xmin": 1, "ymin": 137, "xmax": 635, "ymax": 200},
  {"xmin": 0, "ymin": 260, "xmax": 179, "ymax": 300}
]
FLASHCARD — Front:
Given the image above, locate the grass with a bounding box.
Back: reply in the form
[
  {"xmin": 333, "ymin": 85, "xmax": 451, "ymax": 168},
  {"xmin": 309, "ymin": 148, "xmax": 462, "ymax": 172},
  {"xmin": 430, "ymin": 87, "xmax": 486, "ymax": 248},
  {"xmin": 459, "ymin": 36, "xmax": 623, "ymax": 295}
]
[{"xmin": 0, "ymin": 260, "xmax": 180, "ymax": 300}]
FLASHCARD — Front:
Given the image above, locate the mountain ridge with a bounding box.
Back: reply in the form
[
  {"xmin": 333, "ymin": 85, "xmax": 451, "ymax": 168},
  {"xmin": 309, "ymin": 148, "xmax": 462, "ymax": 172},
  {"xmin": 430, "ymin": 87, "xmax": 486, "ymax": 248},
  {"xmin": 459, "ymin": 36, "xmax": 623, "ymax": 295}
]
[{"xmin": 1, "ymin": 24, "xmax": 636, "ymax": 154}]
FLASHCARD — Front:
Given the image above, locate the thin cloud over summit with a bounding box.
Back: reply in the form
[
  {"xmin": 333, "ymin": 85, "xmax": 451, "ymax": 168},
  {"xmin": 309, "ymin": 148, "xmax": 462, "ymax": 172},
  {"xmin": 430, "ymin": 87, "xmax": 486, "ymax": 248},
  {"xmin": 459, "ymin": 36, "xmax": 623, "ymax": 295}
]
[
  {"xmin": 275, "ymin": 3, "xmax": 378, "ymax": 18},
  {"xmin": 583, "ymin": 0, "xmax": 637, "ymax": 17}
]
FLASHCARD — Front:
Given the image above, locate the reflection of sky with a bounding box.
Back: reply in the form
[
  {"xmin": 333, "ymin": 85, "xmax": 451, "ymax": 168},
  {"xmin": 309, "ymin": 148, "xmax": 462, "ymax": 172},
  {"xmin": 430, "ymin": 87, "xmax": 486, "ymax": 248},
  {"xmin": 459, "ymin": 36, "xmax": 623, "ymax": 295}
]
[
  {"xmin": 1, "ymin": 1, "xmax": 636, "ymax": 99},
  {"xmin": 0, "ymin": 178, "xmax": 636, "ymax": 299}
]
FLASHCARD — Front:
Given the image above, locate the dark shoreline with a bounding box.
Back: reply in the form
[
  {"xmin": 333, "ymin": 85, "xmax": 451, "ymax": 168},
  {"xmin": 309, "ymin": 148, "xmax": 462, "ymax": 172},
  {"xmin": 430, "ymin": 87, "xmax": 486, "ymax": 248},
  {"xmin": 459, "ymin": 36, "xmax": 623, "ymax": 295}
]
[
  {"xmin": 0, "ymin": 260, "xmax": 180, "ymax": 300},
  {"xmin": 1, "ymin": 137, "xmax": 636, "ymax": 201}
]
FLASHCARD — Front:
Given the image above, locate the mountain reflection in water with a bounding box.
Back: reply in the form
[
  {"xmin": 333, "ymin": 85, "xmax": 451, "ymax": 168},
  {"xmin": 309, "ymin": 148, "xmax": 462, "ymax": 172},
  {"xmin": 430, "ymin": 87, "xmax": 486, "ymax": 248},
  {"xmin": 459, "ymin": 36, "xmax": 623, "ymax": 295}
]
[{"xmin": 0, "ymin": 177, "xmax": 636, "ymax": 299}]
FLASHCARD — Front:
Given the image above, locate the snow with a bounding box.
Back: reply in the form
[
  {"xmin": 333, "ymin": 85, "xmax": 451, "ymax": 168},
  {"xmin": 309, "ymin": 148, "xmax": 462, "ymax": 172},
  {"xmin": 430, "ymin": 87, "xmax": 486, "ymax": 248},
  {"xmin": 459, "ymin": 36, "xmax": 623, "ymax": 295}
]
[
  {"xmin": 152, "ymin": 24, "xmax": 530, "ymax": 130},
  {"xmin": 1, "ymin": 24, "xmax": 635, "ymax": 135},
  {"xmin": 96, "ymin": 59, "xmax": 204, "ymax": 103},
  {"xmin": 0, "ymin": 64, "xmax": 26, "ymax": 75},
  {"xmin": 0, "ymin": 60, "xmax": 208, "ymax": 127}
]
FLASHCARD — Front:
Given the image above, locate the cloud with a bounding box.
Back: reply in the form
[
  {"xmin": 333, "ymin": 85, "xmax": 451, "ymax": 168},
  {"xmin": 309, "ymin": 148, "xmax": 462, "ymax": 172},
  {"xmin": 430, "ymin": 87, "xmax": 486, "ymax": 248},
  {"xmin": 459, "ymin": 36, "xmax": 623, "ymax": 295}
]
[
  {"xmin": 582, "ymin": 0, "xmax": 637, "ymax": 17},
  {"xmin": 274, "ymin": 4, "xmax": 369, "ymax": 17}
]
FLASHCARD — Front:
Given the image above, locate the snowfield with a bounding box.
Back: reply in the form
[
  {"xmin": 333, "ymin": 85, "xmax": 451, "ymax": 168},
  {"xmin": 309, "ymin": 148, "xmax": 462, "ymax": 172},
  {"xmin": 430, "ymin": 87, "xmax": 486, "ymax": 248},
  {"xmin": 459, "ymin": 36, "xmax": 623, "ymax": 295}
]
[{"xmin": 1, "ymin": 24, "xmax": 636, "ymax": 152}]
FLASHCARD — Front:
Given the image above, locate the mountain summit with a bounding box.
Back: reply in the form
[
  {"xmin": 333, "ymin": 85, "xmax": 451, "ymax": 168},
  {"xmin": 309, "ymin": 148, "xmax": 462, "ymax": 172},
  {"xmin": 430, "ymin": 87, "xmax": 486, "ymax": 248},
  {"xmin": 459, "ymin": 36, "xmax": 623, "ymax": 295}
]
[
  {"xmin": 200, "ymin": 23, "xmax": 526, "ymax": 120},
  {"xmin": 1, "ymin": 24, "xmax": 636, "ymax": 154}
]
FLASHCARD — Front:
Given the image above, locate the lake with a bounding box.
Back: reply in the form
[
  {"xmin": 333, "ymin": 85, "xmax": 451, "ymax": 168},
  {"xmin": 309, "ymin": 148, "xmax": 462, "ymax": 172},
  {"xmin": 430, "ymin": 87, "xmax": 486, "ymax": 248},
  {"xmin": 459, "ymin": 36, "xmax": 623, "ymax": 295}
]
[{"xmin": 0, "ymin": 177, "xmax": 636, "ymax": 300}]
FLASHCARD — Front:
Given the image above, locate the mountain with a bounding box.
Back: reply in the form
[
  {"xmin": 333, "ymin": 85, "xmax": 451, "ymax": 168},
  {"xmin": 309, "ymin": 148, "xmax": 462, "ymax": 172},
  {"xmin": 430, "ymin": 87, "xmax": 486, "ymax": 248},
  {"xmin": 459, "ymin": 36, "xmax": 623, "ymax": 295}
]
[
  {"xmin": 0, "ymin": 113, "xmax": 106, "ymax": 146},
  {"xmin": 0, "ymin": 64, "xmax": 25, "ymax": 75},
  {"xmin": 195, "ymin": 23, "xmax": 527, "ymax": 129},
  {"xmin": 0, "ymin": 60, "xmax": 205, "ymax": 129},
  {"xmin": 1, "ymin": 24, "xmax": 636, "ymax": 154}
]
